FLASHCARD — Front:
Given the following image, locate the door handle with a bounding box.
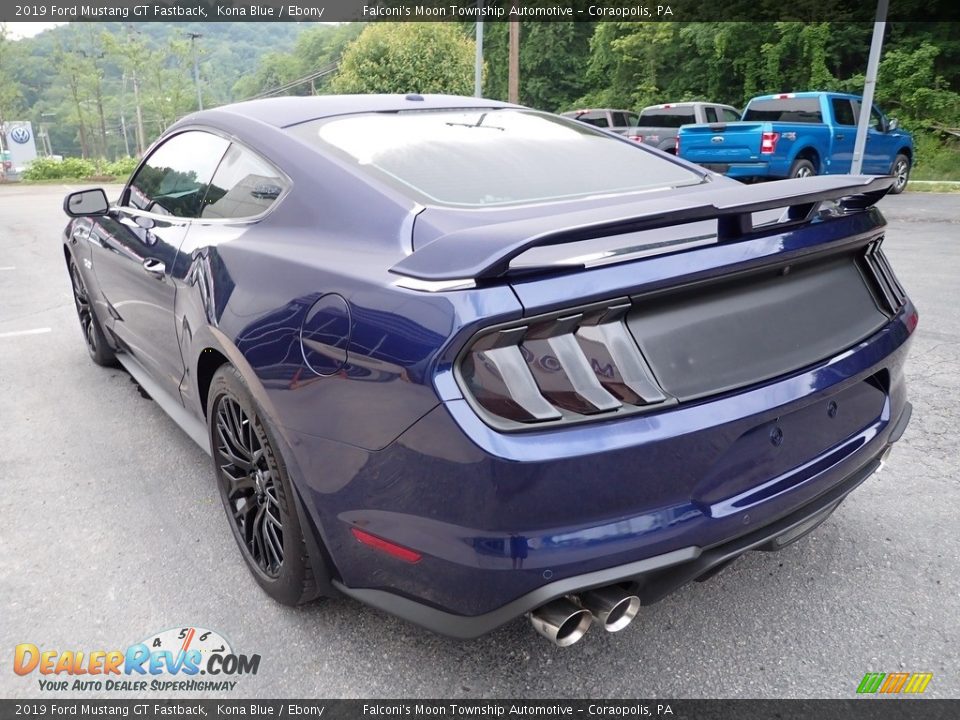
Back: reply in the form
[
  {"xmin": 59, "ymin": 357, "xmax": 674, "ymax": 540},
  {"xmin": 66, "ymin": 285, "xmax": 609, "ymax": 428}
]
[
  {"xmin": 142, "ymin": 258, "xmax": 166, "ymax": 279},
  {"xmin": 835, "ymin": 134, "xmax": 845, "ymax": 140}
]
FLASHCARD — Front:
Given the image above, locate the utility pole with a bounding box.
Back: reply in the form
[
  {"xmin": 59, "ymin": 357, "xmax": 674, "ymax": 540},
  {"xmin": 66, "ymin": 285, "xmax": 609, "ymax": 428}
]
[
  {"xmin": 119, "ymin": 74, "xmax": 131, "ymax": 157},
  {"xmin": 508, "ymin": 13, "xmax": 520, "ymax": 104},
  {"xmin": 851, "ymin": 0, "xmax": 888, "ymax": 175},
  {"xmin": 132, "ymin": 71, "xmax": 145, "ymax": 156},
  {"xmin": 474, "ymin": 2, "xmax": 484, "ymax": 98},
  {"xmin": 186, "ymin": 31, "xmax": 203, "ymax": 111}
]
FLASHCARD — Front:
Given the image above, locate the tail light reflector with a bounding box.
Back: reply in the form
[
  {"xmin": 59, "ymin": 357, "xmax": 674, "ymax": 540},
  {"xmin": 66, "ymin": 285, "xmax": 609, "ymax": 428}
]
[{"xmin": 351, "ymin": 528, "xmax": 422, "ymax": 564}]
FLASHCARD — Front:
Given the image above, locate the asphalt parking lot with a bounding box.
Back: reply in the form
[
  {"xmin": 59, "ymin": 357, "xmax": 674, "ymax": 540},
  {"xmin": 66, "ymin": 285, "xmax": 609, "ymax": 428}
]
[{"xmin": 1, "ymin": 184, "xmax": 958, "ymax": 699}]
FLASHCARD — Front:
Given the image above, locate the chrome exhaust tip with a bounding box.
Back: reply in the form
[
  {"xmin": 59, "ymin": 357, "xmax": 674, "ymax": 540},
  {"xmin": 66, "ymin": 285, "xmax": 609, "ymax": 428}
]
[
  {"xmin": 579, "ymin": 586, "xmax": 641, "ymax": 632},
  {"xmin": 529, "ymin": 598, "xmax": 593, "ymax": 647}
]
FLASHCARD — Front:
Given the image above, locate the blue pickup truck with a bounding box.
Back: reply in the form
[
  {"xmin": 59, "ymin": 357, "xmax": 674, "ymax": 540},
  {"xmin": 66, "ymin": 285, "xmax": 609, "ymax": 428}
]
[{"xmin": 677, "ymin": 92, "xmax": 913, "ymax": 193}]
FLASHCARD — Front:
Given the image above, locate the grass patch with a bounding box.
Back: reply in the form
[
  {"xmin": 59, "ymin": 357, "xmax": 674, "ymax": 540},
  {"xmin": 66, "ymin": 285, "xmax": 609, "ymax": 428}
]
[
  {"xmin": 912, "ymin": 133, "xmax": 960, "ymax": 181},
  {"xmin": 907, "ymin": 182, "xmax": 960, "ymax": 193}
]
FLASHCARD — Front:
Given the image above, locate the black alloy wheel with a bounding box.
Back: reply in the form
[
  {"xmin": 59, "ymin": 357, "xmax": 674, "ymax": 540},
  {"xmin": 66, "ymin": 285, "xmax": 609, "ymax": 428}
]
[
  {"xmin": 69, "ymin": 257, "xmax": 116, "ymax": 366},
  {"xmin": 214, "ymin": 394, "xmax": 285, "ymax": 578},
  {"xmin": 207, "ymin": 365, "xmax": 322, "ymax": 605}
]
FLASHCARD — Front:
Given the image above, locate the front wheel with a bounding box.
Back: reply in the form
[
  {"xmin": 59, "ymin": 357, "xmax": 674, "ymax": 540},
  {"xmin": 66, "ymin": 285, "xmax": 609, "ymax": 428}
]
[
  {"xmin": 68, "ymin": 256, "xmax": 117, "ymax": 367},
  {"xmin": 889, "ymin": 153, "xmax": 911, "ymax": 195},
  {"xmin": 788, "ymin": 158, "xmax": 816, "ymax": 179},
  {"xmin": 208, "ymin": 365, "xmax": 322, "ymax": 605}
]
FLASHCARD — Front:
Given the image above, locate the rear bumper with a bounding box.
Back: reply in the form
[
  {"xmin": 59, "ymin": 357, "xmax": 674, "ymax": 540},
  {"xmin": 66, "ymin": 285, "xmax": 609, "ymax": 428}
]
[
  {"xmin": 288, "ymin": 303, "xmax": 915, "ymax": 635},
  {"xmin": 700, "ymin": 161, "xmax": 789, "ymax": 179},
  {"xmin": 333, "ymin": 410, "xmax": 907, "ymax": 638}
]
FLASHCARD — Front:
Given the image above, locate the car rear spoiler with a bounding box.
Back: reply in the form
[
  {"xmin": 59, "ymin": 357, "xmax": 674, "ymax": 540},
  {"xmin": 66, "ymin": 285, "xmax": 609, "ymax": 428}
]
[{"xmin": 390, "ymin": 175, "xmax": 894, "ymax": 282}]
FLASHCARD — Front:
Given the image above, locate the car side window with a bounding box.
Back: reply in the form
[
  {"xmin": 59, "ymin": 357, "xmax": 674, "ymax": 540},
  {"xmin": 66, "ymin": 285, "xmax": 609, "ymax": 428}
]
[
  {"xmin": 201, "ymin": 144, "xmax": 290, "ymax": 220},
  {"xmin": 851, "ymin": 102, "xmax": 885, "ymax": 130},
  {"xmin": 705, "ymin": 107, "xmax": 719, "ymax": 123},
  {"xmin": 721, "ymin": 108, "xmax": 741, "ymax": 122},
  {"xmin": 127, "ymin": 131, "xmax": 229, "ymax": 218},
  {"xmin": 831, "ymin": 98, "xmax": 856, "ymax": 126}
]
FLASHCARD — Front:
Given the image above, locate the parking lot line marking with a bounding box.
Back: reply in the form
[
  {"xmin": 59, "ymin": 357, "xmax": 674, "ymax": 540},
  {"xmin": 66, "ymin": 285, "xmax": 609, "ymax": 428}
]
[
  {"xmin": 0, "ymin": 327, "xmax": 52, "ymax": 338},
  {"xmin": 0, "ymin": 266, "xmax": 15, "ymax": 271}
]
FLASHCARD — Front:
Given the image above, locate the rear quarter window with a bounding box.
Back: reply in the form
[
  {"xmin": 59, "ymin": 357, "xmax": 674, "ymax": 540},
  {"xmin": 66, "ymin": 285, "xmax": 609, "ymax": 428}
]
[{"xmin": 200, "ymin": 144, "xmax": 289, "ymax": 220}]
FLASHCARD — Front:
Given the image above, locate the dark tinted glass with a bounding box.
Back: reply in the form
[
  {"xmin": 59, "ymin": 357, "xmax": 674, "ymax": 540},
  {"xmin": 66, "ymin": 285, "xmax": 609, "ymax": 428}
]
[
  {"xmin": 201, "ymin": 144, "xmax": 289, "ymax": 220},
  {"xmin": 705, "ymin": 107, "xmax": 718, "ymax": 123},
  {"xmin": 127, "ymin": 131, "xmax": 229, "ymax": 217},
  {"xmin": 578, "ymin": 112, "xmax": 609, "ymax": 128},
  {"xmin": 743, "ymin": 98, "xmax": 823, "ymax": 123},
  {"xmin": 292, "ymin": 109, "xmax": 702, "ymax": 207},
  {"xmin": 721, "ymin": 108, "xmax": 741, "ymax": 122},
  {"xmin": 831, "ymin": 98, "xmax": 856, "ymax": 126},
  {"xmin": 638, "ymin": 108, "xmax": 697, "ymax": 127}
]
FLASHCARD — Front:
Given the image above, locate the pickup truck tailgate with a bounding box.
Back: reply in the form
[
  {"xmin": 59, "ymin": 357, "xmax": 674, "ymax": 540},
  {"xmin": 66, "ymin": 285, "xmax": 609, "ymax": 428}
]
[{"xmin": 679, "ymin": 122, "xmax": 764, "ymax": 163}]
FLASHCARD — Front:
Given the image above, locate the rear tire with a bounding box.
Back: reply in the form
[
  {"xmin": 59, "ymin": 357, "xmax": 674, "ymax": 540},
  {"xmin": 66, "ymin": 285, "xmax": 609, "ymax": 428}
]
[
  {"xmin": 207, "ymin": 365, "xmax": 322, "ymax": 605},
  {"xmin": 788, "ymin": 158, "xmax": 816, "ymax": 179},
  {"xmin": 889, "ymin": 153, "xmax": 911, "ymax": 195},
  {"xmin": 68, "ymin": 256, "xmax": 117, "ymax": 367}
]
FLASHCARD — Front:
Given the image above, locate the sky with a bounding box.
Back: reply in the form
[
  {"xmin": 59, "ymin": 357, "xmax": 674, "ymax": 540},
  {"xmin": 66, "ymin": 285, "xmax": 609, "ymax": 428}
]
[{"xmin": 4, "ymin": 22, "xmax": 66, "ymax": 40}]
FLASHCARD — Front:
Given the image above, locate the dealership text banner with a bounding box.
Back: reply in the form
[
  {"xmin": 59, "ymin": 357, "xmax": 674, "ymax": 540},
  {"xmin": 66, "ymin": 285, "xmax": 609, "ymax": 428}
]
[{"xmin": 5, "ymin": 0, "xmax": 960, "ymax": 23}]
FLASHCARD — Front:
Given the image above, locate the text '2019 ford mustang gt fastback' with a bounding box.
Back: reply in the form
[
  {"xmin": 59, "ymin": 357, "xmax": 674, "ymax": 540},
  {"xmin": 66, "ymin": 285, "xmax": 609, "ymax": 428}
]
[{"xmin": 63, "ymin": 94, "xmax": 915, "ymax": 646}]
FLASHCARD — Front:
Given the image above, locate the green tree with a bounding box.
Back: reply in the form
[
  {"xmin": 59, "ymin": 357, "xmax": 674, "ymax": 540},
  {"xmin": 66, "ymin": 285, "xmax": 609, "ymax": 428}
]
[
  {"xmin": 479, "ymin": 22, "xmax": 594, "ymax": 111},
  {"xmin": 0, "ymin": 24, "xmax": 25, "ymax": 139},
  {"xmin": 331, "ymin": 23, "xmax": 476, "ymax": 95}
]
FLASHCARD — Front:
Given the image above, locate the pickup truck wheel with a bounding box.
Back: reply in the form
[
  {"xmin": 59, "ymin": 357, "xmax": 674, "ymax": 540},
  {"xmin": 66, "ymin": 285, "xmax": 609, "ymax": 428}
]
[
  {"xmin": 789, "ymin": 159, "xmax": 816, "ymax": 179},
  {"xmin": 889, "ymin": 154, "xmax": 911, "ymax": 195}
]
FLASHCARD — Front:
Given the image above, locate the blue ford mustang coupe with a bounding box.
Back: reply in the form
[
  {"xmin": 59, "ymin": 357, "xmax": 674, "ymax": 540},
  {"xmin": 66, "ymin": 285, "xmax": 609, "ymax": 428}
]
[{"xmin": 63, "ymin": 94, "xmax": 915, "ymax": 646}]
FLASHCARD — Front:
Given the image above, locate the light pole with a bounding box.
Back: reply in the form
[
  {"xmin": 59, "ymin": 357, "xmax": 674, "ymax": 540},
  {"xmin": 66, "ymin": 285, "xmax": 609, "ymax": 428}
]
[
  {"xmin": 851, "ymin": 0, "xmax": 889, "ymax": 175},
  {"xmin": 186, "ymin": 32, "xmax": 203, "ymax": 111}
]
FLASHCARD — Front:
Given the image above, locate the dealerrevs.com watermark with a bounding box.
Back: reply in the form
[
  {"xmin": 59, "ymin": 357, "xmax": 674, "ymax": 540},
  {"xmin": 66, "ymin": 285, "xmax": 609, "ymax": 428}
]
[{"xmin": 13, "ymin": 627, "xmax": 260, "ymax": 693}]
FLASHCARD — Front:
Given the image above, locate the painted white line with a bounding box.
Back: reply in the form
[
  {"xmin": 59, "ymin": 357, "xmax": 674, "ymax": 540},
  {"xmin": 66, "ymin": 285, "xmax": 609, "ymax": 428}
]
[
  {"xmin": 0, "ymin": 266, "xmax": 15, "ymax": 271},
  {"xmin": 0, "ymin": 327, "xmax": 52, "ymax": 339}
]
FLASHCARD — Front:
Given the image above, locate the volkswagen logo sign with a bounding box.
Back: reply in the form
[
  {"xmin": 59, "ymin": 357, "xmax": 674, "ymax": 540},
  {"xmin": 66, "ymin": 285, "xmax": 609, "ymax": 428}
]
[{"xmin": 9, "ymin": 126, "xmax": 31, "ymax": 144}]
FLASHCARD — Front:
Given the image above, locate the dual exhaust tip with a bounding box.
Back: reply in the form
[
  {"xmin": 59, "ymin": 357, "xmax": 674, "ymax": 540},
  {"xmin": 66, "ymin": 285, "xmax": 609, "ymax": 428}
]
[{"xmin": 529, "ymin": 586, "xmax": 641, "ymax": 647}]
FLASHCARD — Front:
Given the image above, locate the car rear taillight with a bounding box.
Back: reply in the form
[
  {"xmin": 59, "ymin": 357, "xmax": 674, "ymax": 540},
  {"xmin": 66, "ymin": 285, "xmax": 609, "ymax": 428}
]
[
  {"xmin": 628, "ymin": 134, "xmax": 643, "ymax": 142},
  {"xmin": 760, "ymin": 132, "xmax": 780, "ymax": 154},
  {"xmin": 457, "ymin": 301, "xmax": 670, "ymax": 428},
  {"xmin": 674, "ymin": 135, "xmax": 680, "ymax": 154}
]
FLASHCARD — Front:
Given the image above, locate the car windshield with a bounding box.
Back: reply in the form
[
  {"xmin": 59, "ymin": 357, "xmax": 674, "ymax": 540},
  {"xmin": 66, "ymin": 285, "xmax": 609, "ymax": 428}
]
[{"xmin": 289, "ymin": 108, "xmax": 702, "ymax": 207}]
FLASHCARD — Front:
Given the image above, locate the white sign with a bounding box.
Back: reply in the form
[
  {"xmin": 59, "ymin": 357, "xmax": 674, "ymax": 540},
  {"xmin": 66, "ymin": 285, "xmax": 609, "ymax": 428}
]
[{"xmin": 3, "ymin": 121, "xmax": 39, "ymax": 175}]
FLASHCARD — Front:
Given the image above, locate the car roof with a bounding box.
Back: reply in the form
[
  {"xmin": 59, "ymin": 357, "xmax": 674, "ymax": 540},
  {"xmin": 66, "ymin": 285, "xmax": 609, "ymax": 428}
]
[
  {"xmin": 749, "ymin": 92, "xmax": 862, "ymax": 102},
  {"xmin": 185, "ymin": 94, "xmax": 519, "ymax": 129}
]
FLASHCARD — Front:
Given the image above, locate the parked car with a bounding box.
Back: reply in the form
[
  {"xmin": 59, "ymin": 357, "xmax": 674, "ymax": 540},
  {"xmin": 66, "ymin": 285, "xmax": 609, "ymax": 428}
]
[
  {"xmin": 560, "ymin": 108, "xmax": 640, "ymax": 135},
  {"xmin": 677, "ymin": 91, "xmax": 913, "ymax": 193},
  {"xmin": 632, "ymin": 102, "xmax": 740, "ymax": 153},
  {"xmin": 62, "ymin": 94, "xmax": 915, "ymax": 646}
]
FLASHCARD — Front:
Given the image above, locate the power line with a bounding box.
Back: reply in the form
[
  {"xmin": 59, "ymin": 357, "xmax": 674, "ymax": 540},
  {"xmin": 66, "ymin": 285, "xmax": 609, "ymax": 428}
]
[{"xmin": 243, "ymin": 62, "xmax": 339, "ymax": 101}]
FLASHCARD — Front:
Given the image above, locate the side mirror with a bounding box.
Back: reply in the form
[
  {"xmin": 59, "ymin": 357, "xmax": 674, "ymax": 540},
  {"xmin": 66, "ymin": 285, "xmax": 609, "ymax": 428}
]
[
  {"xmin": 63, "ymin": 188, "xmax": 109, "ymax": 217},
  {"xmin": 888, "ymin": 117, "xmax": 899, "ymax": 132}
]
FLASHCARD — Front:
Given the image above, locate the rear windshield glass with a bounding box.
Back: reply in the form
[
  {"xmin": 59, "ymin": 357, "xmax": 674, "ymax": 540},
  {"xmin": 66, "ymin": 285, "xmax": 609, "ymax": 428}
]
[
  {"xmin": 289, "ymin": 109, "xmax": 702, "ymax": 207},
  {"xmin": 743, "ymin": 98, "xmax": 823, "ymax": 123},
  {"xmin": 638, "ymin": 108, "xmax": 697, "ymax": 127}
]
